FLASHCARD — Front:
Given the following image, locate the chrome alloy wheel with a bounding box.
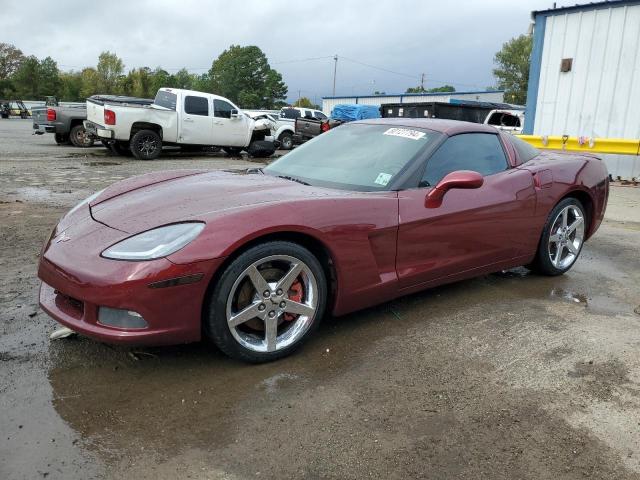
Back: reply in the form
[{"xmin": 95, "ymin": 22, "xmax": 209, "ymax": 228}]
[
  {"xmin": 226, "ymin": 255, "xmax": 318, "ymax": 353},
  {"xmin": 548, "ymin": 204, "xmax": 585, "ymax": 269},
  {"xmin": 137, "ymin": 135, "xmax": 159, "ymax": 156}
]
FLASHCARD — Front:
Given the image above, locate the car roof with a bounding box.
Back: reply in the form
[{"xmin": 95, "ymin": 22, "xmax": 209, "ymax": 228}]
[{"xmin": 354, "ymin": 117, "xmax": 499, "ymax": 136}]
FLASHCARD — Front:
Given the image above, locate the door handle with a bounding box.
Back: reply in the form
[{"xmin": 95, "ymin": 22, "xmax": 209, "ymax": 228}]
[{"xmin": 184, "ymin": 118, "xmax": 194, "ymax": 123}]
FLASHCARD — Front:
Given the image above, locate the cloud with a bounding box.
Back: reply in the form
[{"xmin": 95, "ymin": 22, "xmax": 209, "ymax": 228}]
[{"xmin": 3, "ymin": 0, "xmax": 548, "ymax": 101}]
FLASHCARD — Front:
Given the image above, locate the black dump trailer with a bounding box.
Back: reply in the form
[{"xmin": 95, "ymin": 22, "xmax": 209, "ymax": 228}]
[{"xmin": 380, "ymin": 100, "xmax": 520, "ymax": 124}]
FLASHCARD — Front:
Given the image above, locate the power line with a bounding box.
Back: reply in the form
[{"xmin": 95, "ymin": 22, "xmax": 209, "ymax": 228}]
[{"xmin": 272, "ymin": 55, "xmax": 334, "ymax": 65}]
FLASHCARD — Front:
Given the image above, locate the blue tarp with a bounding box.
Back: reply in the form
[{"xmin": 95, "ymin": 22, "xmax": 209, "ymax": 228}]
[{"xmin": 331, "ymin": 104, "xmax": 380, "ymax": 121}]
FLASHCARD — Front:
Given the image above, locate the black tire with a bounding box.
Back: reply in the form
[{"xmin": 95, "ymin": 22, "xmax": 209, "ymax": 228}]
[
  {"xmin": 278, "ymin": 132, "xmax": 294, "ymax": 150},
  {"xmin": 105, "ymin": 141, "xmax": 133, "ymax": 157},
  {"xmin": 69, "ymin": 124, "xmax": 94, "ymax": 148},
  {"xmin": 530, "ymin": 197, "xmax": 587, "ymax": 276},
  {"xmin": 205, "ymin": 241, "xmax": 327, "ymax": 363},
  {"xmin": 54, "ymin": 133, "xmax": 70, "ymax": 145},
  {"xmin": 222, "ymin": 147, "xmax": 243, "ymax": 156},
  {"xmin": 247, "ymin": 140, "xmax": 276, "ymax": 158},
  {"xmin": 130, "ymin": 129, "xmax": 162, "ymax": 160}
]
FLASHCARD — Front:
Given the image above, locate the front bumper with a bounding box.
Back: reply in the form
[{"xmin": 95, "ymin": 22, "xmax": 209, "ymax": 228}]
[
  {"xmin": 84, "ymin": 120, "xmax": 114, "ymax": 139},
  {"xmin": 38, "ymin": 212, "xmax": 224, "ymax": 346}
]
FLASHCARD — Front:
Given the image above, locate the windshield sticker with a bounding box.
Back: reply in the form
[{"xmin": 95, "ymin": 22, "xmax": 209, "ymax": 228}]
[
  {"xmin": 374, "ymin": 172, "xmax": 392, "ymax": 186},
  {"xmin": 383, "ymin": 127, "xmax": 426, "ymax": 140}
]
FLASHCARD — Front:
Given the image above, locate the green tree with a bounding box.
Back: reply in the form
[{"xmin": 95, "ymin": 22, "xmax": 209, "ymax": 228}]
[
  {"xmin": 209, "ymin": 45, "xmax": 287, "ymax": 108},
  {"xmin": 125, "ymin": 67, "xmax": 154, "ymax": 98},
  {"xmin": 38, "ymin": 56, "xmax": 61, "ymax": 97},
  {"xmin": 80, "ymin": 67, "xmax": 100, "ymax": 98},
  {"xmin": 59, "ymin": 71, "xmax": 83, "ymax": 101},
  {"xmin": 12, "ymin": 56, "xmax": 40, "ymax": 98},
  {"xmin": 405, "ymin": 85, "xmax": 455, "ymax": 94},
  {"xmin": 493, "ymin": 34, "xmax": 532, "ymax": 105},
  {"xmin": 96, "ymin": 51, "xmax": 124, "ymax": 93},
  {"xmin": 0, "ymin": 43, "xmax": 24, "ymax": 80},
  {"xmin": 293, "ymin": 97, "xmax": 319, "ymax": 109},
  {"xmin": 172, "ymin": 68, "xmax": 196, "ymax": 89},
  {"xmin": 150, "ymin": 67, "xmax": 173, "ymax": 93}
]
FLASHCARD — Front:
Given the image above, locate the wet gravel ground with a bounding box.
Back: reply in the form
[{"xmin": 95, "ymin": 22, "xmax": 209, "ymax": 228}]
[{"xmin": 1, "ymin": 118, "xmax": 640, "ymax": 479}]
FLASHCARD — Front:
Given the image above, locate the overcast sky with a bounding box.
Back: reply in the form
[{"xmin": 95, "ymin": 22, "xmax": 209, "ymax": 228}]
[{"xmin": 4, "ymin": 0, "xmax": 554, "ymax": 102}]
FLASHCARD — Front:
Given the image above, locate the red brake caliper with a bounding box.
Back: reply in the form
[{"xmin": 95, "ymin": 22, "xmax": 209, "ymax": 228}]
[{"xmin": 283, "ymin": 279, "xmax": 303, "ymax": 321}]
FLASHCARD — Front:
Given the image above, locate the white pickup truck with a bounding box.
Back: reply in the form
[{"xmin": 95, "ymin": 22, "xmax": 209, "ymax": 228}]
[{"xmin": 84, "ymin": 88, "xmax": 275, "ymax": 159}]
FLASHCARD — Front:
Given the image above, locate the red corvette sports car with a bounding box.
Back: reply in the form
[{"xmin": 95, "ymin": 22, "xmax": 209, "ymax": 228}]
[{"xmin": 38, "ymin": 119, "xmax": 609, "ymax": 362}]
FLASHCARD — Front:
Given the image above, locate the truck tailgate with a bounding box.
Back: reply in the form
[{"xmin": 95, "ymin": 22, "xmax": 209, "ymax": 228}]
[
  {"xmin": 86, "ymin": 99, "xmax": 105, "ymax": 126},
  {"xmin": 31, "ymin": 107, "xmax": 47, "ymax": 126}
]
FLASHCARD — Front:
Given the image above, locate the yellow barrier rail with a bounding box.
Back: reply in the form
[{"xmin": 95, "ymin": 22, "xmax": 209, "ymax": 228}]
[{"xmin": 516, "ymin": 135, "xmax": 640, "ymax": 156}]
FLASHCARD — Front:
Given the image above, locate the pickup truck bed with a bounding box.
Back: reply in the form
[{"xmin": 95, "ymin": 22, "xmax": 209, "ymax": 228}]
[{"xmin": 32, "ymin": 103, "xmax": 90, "ymax": 146}]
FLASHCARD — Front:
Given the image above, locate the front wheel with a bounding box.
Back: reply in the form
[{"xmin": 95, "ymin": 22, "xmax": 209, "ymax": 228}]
[
  {"xmin": 531, "ymin": 198, "xmax": 587, "ymax": 276},
  {"xmin": 69, "ymin": 125, "xmax": 94, "ymax": 147},
  {"xmin": 278, "ymin": 132, "xmax": 294, "ymax": 150},
  {"xmin": 205, "ymin": 241, "xmax": 327, "ymax": 362},
  {"xmin": 130, "ymin": 130, "xmax": 162, "ymax": 160}
]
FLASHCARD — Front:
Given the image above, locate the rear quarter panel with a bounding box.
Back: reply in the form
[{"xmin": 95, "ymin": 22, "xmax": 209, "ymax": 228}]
[{"xmin": 518, "ymin": 151, "xmax": 608, "ymax": 240}]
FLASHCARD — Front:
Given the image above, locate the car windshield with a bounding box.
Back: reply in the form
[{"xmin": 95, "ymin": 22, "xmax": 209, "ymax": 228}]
[
  {"xmin": 154, "ymin": 90, "xmax": 177, "ymax": 110},
  {"xmin": 264, "ymin": 123, "xmax": 440, "ymax": 191}
]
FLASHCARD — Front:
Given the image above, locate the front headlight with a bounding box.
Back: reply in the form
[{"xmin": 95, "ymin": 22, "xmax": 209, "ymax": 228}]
[
  {"xmin": 102, "ymin": 223, "xmax": 205, "ymax": 261},
  {"xmin": 66, "ymin": 189, "xmax": 104, "ymax": 217}
]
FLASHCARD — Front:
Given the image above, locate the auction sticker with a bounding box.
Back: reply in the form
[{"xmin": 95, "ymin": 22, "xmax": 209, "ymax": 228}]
[
  {"xmin": 383, "ymin": 127, "xmax": 426, "ymax": 140},
  {"xmin": 374, "ymin": 172, "xmax": 393, "ymax": 186}
]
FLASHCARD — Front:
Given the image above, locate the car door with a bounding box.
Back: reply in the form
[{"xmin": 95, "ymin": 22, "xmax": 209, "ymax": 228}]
[
  {"xmin": 180, "ymin": 95, "xmax": 212, "ymax": 145},
  {"xmin": 396, "ymin": 132, "xmax": 536, "ymax": 290},
  {"xmin": 211, "ymin": 98, "xmax": 251, "ymax": 147}
]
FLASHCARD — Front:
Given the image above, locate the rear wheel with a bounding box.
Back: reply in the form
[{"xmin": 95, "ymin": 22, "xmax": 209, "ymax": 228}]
[
  {"xmin": 130, "ymin": 129, "xmax": 162, "ymax": 160},
  {"xmin": 531, "ymin": 198, "xmax": 587, "ymax": 276},
  {"xmin": 69, "ymin": 125, "xmax": 94, "ymax": 147},
  {"xmin": 54, "ymin": 133, "xmax": 69, "ymax": 145},
  {"xmin": 205, "ymin": 241, "xmax": 326, "ymax": 362}
]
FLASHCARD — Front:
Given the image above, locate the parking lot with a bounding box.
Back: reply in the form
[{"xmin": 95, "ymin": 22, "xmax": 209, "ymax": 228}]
[{"xmin": 1, "ymin": 117, "xmax": 640, "ymax": 479}]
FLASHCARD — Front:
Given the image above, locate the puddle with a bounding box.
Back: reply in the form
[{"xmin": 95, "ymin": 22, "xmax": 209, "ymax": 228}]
[{"xmin": 550, "ymin": 287, "xmax": 588, "ymax": 305}]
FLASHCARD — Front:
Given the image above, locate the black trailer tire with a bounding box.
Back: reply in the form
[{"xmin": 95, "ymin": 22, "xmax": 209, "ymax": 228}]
[
  {"xmin": 69, "ymin": 125, "xmax": 95, "ymax": 148},
  {"xmin": 278, "ymin": 132, "xmax": 294, "ymax": 150},
  {"xmin": 130, "ymin": 130, "xmax": 162, "ymax": 160},
  {"xmin": 54, "ymin": 133, "xmax": 70, "ymax": 145},
  {"xmin": 204, "ymin": 241, "xmax": 327, "ymax": 363}
]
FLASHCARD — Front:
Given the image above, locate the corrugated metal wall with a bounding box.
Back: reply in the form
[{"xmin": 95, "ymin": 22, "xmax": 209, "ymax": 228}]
[
  {"xmin": 533, "ymin": 3, "xmax": 640, "ymax": 180},
  {"xmin": 322, "ymin": 91, "xmax": 505, "ymax": 116}
]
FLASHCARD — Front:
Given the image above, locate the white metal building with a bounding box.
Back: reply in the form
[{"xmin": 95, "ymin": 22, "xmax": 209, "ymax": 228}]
[
  {"xmin": 524, "ymin": 0, "xmax": 640, "ymax": 180},
  {"xmin": 322, "ymin": 90, "xmax": 505, "ymax": 117}
]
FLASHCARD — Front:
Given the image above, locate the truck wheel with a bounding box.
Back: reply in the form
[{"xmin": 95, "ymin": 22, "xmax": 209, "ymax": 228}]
[
  {"xmin": 223, "ymin": 147, "xmax": 243, "ymax": 156},
  {"xmin": 130, "ymin": 130, "xmax": 162, "ymax": 160},
  {"xmin": 54, "ymin": 133, "xmax": 70, "ymax": 145},
  {"xmin": 69, "ymin": 125, "xmax": 95, "ymax": 148},
  {"xmin": 278, "ymin": 132, "xmax": 293, "ymax": 150}
]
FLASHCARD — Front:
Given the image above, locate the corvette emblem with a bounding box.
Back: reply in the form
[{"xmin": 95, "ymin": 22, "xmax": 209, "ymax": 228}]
[{"xmin": 54, "ymin": 232, "xmax": 71, "ymax": 243}]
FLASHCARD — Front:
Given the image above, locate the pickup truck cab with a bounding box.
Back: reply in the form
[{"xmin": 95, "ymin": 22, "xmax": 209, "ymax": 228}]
[{"xmin": 85, "ymin": 88, "xmax": 273, "ymax": 160}]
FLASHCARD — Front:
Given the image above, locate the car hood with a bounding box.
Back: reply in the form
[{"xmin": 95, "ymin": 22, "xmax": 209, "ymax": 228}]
[{"xmin": 90, "ymin": 169, "xmax": 344, "ymax": 233}]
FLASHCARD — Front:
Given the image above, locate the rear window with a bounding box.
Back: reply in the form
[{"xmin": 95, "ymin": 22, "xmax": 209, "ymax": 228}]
[
  {"xmin": 154, "ymin": 91, "xmax": 177, "ymax": 110},
  {"xmin": 281, "ymin": 108, "xmax": 301, "ymax": 119},
  {"xmin": 510, "ymin": 135, "xmax": 539, "ymax": 164}
]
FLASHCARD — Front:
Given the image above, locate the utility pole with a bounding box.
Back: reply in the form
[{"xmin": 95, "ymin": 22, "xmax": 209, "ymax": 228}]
[
  {"xmin": 420, "ymin": 73, "xmax": 425, "ymax": 91},
  {"xmin": 332, "ymin": 55, "xmax": 338, "ymax": 96}
]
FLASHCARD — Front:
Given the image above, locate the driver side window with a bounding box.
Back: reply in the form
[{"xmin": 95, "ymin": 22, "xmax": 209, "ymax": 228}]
[
  {"xmin": 420, "ymin": 133, "xmax": 508, "ymax": 187},
  {"xmin": 214, "ymin": 99, "xmax": 234, "ymax": 119}
]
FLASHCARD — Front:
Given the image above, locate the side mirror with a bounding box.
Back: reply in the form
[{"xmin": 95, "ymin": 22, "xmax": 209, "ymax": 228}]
[
  {"xmin": 425, "ymin": 170, "xmax": 483, "ymax": 208},
  {"xmin": 230, "ymin": 109, "xmax": 240, "ymax": 118}
]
